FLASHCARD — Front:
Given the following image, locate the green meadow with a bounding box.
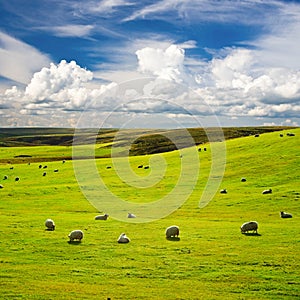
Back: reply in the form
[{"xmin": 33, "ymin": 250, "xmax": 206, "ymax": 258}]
[{"xmin": 0, "ymin": 128, "xmax": 299, "ymax": 299}]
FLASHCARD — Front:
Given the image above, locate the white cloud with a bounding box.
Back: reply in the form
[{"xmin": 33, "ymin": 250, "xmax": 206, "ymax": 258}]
[
  {"xmin": 0, "ymin": 31, "xmax": 51, "ymax": 84},
  {"xmin": 1, "ymin": 39, "xmax": 300, "ymax": 127},
  {"xmin": 25, "ymin": 60, "xmax": 93, "ymax": 102},
  {"xmin": 46, "ymin": 25, "xmax": 95, "ymax": 38},
  {"xmin": 136, "ymin": 44, "xmax": 185, "ymax": 83},
  {"xmin": 124, "ymin": 0, "xmax": 283, "ymax": 25}
]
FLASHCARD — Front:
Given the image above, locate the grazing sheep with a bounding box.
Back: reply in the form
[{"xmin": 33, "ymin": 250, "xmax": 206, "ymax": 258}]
[
  {"xmin": 45, "ymin": 218, "xmax": 55, "ymax": 231},
  {"xmin": 128, "ymin": 213, "xmax": 136, "ymax": 218},
  {"xmin": 280, "ymin": 211, "xmax": 293, "ymax": 218},
  {"xmin": 3, "ymin": 175, "xmax": 8, "ymax": 180},
  {"xmin": 220, "ymin": 189, "xmax": 227, "ymax": 194},
  {"xmin": 198, "ymin": 148, "xmax": 201, "ymax": 152},
  {"xmin": 10, "ymin": 166, "xmax": 14, "ymax": 170},
  {"xmin": 254, "ymin": 134, "xmax": 260, "ymax": 137},
  {"xmin": 144, "ymin": 166, "xmax": 149, "ymax": 169},
  {"xmin": 43, "ymin": 166, "xmax": 47, "ymax": 169},
  {"xmin": 280, "ymin": 134, "xmax": 284, "ymax": 137},
  {"xmin": 15, "ymin": 177, "xmax": 20, "ymax": 182},
  {"xmin": 166, "ymin": 225, "xmax": 180, "ymax": 238},
  {"xmin": 62, "ymin": 160, "xmax": 65, "ymax": 164},
  {"xmin": 241, "ymin": 178, "xmax": 247, "ymax": 182},
  {"xmin": 95, "ymin": 213, "xmax": 109, "ymax": 220},
  {"xmin": 138, "ymin": 165, "xmax": 143, "ymax": 168},
  {"xmin": 54, "ymin": 169, "xmax": 59, "ymax": 172},
  {"xmin": 262, "ymin": 188, "xmax": 272, "ymax": 194},
  {"xmin": 39, "ymin": 165, "xmax": 42, "ymax": 169},
  {"xmin": 203, "ymin": 147, "xmax": 207, "ymax": 151},
  {"xmin": 0, "ymin": 184, "xmax": 4, "ymax": 189},
  {"xmin": 287, "ymin": 133, "xmax": 295, "ymax": 136},
  {"xmin": 68, "ymin": 230, "xmax": 83, "ymax": 242},
  {"xmin": 117, "ymin": 233, "xmax": 130, "ymax": 243},
  {"xmin": 240, "ymin": 221, "xmax": 258, "ymax": 234}
]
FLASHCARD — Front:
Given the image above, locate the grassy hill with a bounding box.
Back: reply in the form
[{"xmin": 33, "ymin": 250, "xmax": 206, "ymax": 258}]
[
  {"xmin": 0, "ymin": 126, "xmax": 295, "ymax": 163},
  {"xmin": 0, "ymin": 127, "xmax": 299, "ymax": 299}
]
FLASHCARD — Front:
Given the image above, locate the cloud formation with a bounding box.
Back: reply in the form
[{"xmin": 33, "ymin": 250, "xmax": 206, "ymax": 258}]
[{"xmin": 1, "ymin": 41, "xmax": 299, "ymax": 128}]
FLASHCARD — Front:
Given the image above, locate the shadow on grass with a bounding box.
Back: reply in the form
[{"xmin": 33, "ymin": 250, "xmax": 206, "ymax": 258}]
[
  {"xmin": 67, "ymin": 240, "xmax": 82, "ymax": 245},
  {"xmin": 166, "ymin": 237, "xmax": 180, "ymax": 241},
  {"xmin": 45, "ymin": 228, "xmax": 55, "ymax": 231},
  {"xmin": 242, "ymin": 233, "xmax": 262, "ymax": 237}
]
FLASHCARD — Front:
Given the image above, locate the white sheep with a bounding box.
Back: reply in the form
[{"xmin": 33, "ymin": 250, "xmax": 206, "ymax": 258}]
[
  {"xmin": 0, "ymin": 184, "xmax": 4, "ymax": 189},
  {"xmin": 127, "ymin": 213, "xmax": 136, "ymax": 218},
  {"xmin": 220, "ymin": 189, "xmax": 227, "ymax": 194},
  {"xmin": 280, "ymin": 211, "xmax": 293, "ymax": 218},
  {"xmin": 95, "ymin": 213, "xmax": 109, "ymax": 220},
  {"xmin": 240, "ymin": 221, "xmax": 258, "ymax": 234},
  {"xmin": 45, "ymin": 218, "xmax": 55, "ymax": 231},
  {"xmin": 117, "ymin": 233, "xmax": 130, "ymax": 243},
  {"xmin": 165, "ymin": 225, "xmax": 180, "ymax": 238},
  {"xmin": 262, "ymin": 188, "xmax": 272, "ymax": 194},
  {"xmin": 68, "ymin": 230, "xmax": 84, "ymax": 242}
]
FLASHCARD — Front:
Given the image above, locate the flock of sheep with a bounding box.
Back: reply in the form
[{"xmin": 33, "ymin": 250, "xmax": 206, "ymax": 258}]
[
  {"xmin": 45, "ymin": 215, "xmax": 180, "ymax": 243},
  {"xmin": 220, "ymin": 177, "xmax": 293, "ymax": 235},
  {"xmin": 2, "ymin": 131, "xmax": 296, "ymax": 245},
  {"xmin": 219, "ymin": 131, "xmax": 296, "ymax": 235}
]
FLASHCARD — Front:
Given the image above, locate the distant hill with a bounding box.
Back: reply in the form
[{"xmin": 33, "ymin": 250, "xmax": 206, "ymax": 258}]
[{"xmin": 0, "ymin": 126, "xmax": 296, "ymax": 156}]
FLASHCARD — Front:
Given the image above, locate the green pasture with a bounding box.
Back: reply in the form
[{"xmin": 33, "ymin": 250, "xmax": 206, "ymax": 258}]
[{"xmin": 0, "ymin": 128, "xmax": 299, "ymax": 299}]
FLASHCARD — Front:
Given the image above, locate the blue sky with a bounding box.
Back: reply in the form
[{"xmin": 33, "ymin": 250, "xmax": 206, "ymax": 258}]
[{"xmin": 0, "ymin": 0, "xmax": 300, "ymax": 128}]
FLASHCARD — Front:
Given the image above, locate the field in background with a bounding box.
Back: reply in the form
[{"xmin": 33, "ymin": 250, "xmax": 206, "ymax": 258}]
[{"xmin": 0, "ymin": 127, "xmax": 299, "ymax": 299}]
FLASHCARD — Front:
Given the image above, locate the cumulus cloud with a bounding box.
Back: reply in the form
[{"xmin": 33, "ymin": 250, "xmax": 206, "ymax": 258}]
[
  {"xmin": 25, "ymin": 60, "xmax": 93, "ymax": 102},
  {"xmin": 1, "ymin": 41, "xmax": 300, "ymax": 127},
  {"xmin": 136, "ymin": 45, "xmax": 185, "ymax": 83}
]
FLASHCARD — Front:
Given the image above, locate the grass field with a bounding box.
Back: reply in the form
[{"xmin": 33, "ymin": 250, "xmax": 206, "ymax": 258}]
[{"xmin": 0, "ymin": 128, "xmax": 299, "ymax": 299}]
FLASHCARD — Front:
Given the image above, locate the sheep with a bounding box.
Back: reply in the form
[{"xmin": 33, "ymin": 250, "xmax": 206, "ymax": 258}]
[
  {"xmin": 45, "ymin": 218, "xmax": 55, "ymax": 231},
  {"xmin": 220, "ymin": 189, "xmax": 227, "ymax": 194},
  {"xmin": 138, "ymin": 165, "xmax": 143, "ymax": 168},
  {"xmin": 280, "ymin": 134, "xmax": 284, "ymax": 137},
  {"xmin": 144, "ymin": 166, "xmax": 149, "ymax": 169},
  {"xmin": 95, "ymin": 213, "xmax": 109, "ymax": 220},
  {"xmin": 39, "ymin": 165, "xmax": 42, "ymax": 169},
  {"xmin": 127, "ymin": 213, "xmax": 136, "ymax": 218},
  {"xmin": 262, "ymin": 188, "xmax": 272, "ymax": 194},
  {"xmin": 68, "ymin": 230, "xmax": 83, "ymax": 242},
  {"xmin": 240, "ymin": 221, "xmax": 258, "ymax": 234},
  {"xmin": 117, "ymin": 233, "xmax": 130, "ymax": 243},
  {"xmin": 287, "ymin": 133, "xmax": 295, "ymax": 136},
  {"xmin": 241, "ymin": 178, "xmax": 247, "ymax": 182},
  {"xmin": 15, "ymin": 177, "xmax": 20, "ymax": 182},
  {"xmin": 3, "ymin": 175, "xmax": 8, "ymax": 180},
  {"xmin": 254, "ymin": 134, "xmax": 260, "ymax": 137},
  {"xmin": 280, "ymin": 211, "xmax": 293, "ymax": 218},
  {"xmin": 54, "ymin": 169, "xmax": 59, "ymax": 172},
  {"xmin": 0, "ymin": 184, "xmax": 4, "ymax": 189},
  {"xmin": 166, "ymin": 225, "xmax": 180, "ymax": 238},
  {"xmin": 43, "ymin": 166, "xmax": 47, "ymax": 169}
]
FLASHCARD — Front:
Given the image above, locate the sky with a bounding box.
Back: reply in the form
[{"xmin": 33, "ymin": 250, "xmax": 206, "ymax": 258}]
[{"xmin": 0, "ymin": 0, "xmax": 300, "ymax": 128}]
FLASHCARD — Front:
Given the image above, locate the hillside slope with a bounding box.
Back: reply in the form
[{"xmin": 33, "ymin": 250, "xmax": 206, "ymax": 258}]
[{"xmin": 0, "ymin": 128, "xmax": 299, "ymax": 299}]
